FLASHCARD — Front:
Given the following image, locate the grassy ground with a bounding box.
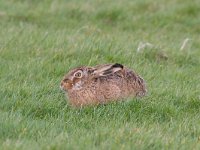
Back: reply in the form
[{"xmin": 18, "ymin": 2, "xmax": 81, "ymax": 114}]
[{"xmin": 0, "ymin": 0, "xmax": 200, "ymax": 149}]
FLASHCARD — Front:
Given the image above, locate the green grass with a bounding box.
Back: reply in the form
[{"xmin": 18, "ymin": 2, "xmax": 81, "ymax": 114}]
[{"xmin": 0, "ymin": 0, "xmax": 200, "ymax": 149}]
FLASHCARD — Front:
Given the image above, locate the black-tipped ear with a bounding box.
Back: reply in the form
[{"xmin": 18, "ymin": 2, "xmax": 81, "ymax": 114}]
[
  {"xmin": 112, "ymin": 63, "xmax": 123, "ymax": 69},
  {"xmin": 93, "ymin": 63, "xmax": 124, "ymax": 77}
]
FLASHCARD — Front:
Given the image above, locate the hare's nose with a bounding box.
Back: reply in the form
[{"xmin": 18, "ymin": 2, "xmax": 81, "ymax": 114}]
[
  {"xmin": 60, "ymin": 81, "xmax": 66, "ymax": 90},
  {"xmin": 60, "ymin": 83, "xmax": 64, "ymax": 90}
]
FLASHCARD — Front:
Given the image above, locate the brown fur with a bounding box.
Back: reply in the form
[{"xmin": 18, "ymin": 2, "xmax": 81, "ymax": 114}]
[{"xmin": 60, "ymin": 63, "xmax": 147, "ymax": 107}]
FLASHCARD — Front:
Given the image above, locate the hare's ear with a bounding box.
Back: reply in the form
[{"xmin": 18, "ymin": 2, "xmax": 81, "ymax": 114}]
[{"xmin": 94, "ymin": 63, "xmax": 124, "ymax": 77}]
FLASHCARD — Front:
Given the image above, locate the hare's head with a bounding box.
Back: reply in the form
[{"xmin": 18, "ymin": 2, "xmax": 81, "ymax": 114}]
[
  {"xmin": 60, "ymin": 66, "xmax": 94, "ymax": 91},
  {"xmin": 60, "ymin": 63, "xmax": 124, "ymax": 91}
]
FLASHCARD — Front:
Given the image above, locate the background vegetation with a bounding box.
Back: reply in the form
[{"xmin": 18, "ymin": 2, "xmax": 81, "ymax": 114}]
[{"xmin": 0, "ymin": 0, "xmax": 200, "ymax": 149}]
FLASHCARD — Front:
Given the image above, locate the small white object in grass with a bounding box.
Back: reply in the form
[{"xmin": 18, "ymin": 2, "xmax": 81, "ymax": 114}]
[
  {"xmin": 137, "ymin": 42, "xmax": 153, "ymax": 52},
  {"xmin": 180, "ymin": 38, "xmax": 191, "ymax": 51}
]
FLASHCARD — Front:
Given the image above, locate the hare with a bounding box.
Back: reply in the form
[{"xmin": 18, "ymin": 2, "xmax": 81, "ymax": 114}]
[{"xmin": 60, "ymin": 63, "xmax": 147, "ymax": 107}]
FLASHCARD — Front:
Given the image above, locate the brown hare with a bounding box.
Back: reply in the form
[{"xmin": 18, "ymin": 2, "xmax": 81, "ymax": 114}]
[{"xmin": 60, "ymin": 63, "xmax": 147, "ymax": 107}]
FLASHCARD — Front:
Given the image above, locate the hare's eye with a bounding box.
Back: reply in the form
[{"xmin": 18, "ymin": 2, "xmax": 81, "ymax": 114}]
[{"xmin": 74, "ymin": 71, "xmax": 82, "ymax": 78}]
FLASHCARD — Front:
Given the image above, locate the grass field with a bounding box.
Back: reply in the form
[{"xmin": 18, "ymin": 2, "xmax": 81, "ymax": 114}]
[{"xmin": 0, "ymin": 0, "xmax": 200, "ymax": 149}]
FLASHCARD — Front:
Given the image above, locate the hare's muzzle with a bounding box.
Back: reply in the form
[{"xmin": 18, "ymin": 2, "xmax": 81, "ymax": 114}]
[{"xmin": 60, "ymin": 79, "xmax": 73, "ymax": 91}]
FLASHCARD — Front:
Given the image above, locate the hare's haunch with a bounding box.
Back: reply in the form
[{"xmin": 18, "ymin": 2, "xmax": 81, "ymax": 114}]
[{"xmin": 60, "ymin": 63, "xmax": 147, "ymax": 107}]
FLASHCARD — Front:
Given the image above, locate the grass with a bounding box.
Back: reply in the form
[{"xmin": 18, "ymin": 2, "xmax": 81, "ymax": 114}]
[{"xmin": 0, "ymin": 0, "xmax": 200, "ymax": 149}]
